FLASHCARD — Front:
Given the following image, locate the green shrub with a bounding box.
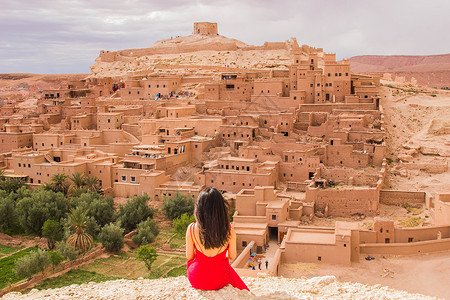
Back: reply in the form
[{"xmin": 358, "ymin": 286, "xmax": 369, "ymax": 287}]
[
  {"xmin": 48, "ymin": 250, "xmax": 64, "ymax": 271},
  {"xmin": 42, "ymin": 219, "xmax": 64, "ymax": 250},
  {"xmin": 132, "ymin": 218, "xmax": 159, "ymax": 245},
  {"xmin": 16, "ymin": 188, "xmax": 70, "ymax": 234},
  {"xmin": 173, "ymin": 213, "xmax": 195, "ymax": 235},
  {"xmin": 14, "ymin": 249, "xmax": 50, "ymax": 279},
  {"xmin": 98, "ymin": 223, "xmax": 124, "ymax": 252},
  {"xmin": 0, "ymin": 196, "xmax": 15, "ymax": 231},
  {"xmin": 71, "ymin": 192, "xmax": 115, "ymax": 227},
  {"xmin": 55, "ymin": 242, "xmax": 79, "ymax": 261},
  {"xmin": 116, "ymin": 195, "xmax": 155, "ymax": 233},
  {"xmin": 137, "ymin": 246, "xmax": 157, "ymax": 271},
  {"xmin": 162, "ymin": 192, "xmax": 194, "ymax": 220}
]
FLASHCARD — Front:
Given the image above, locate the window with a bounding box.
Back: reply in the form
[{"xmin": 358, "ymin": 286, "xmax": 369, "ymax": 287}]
[
  {"xmin": 310, "ymin": 84, "xmax": 313, "ymax": 87},
  {"xmin": 318, "ymin": 256, "xmax": 322, "ymax": 261},
  {"xmin": 344, "ymin": 244, "xmax": 347, "ymax": 247},
  {"xmin": 28, "ymin": 164, "xmax": 30, "ymax": 168},
  {"xmin": 121, "ymin": 175, "xmax": 126, "ymax": 182},
  {"xmin": 272, "ymin": 215, "xmax": 276, "ymax": 220},
  {"xmin": 131, "ymin": 176, "xmax": 136, "ymax": 182},
  {"xmin": 408, "ymin": 238, "xmax": 414, "ymax": 243},
  {"xmin": 328, "ymin": 73, "xmax": 331, "ymax": 77},
  {"xmin": 242, "ymin": 241, "xmax": 247, "ymax": 247},
  {"xmin": 18, "ymin": 163, "xmax": 21, "ymax": 167},
  {"xmin": 385, "ymin": 238, "xmax": 390, "ymax": 243}
]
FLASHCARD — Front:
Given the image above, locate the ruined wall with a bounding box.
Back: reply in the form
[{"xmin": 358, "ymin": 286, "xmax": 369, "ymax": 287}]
[{"xmin": 379, "ymin": 190, "xmax": 426, "ymax": 205}]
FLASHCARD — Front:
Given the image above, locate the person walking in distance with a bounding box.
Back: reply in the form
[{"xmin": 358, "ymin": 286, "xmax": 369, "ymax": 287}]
[{"xmin": 258, "ymin": 258, "xmax": 262, "ymax": 270}]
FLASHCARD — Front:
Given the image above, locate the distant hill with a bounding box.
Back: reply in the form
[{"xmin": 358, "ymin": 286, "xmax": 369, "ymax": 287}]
[{"xmin": 349, "ymin": 54, "xmax": 450, "ymax": 88}]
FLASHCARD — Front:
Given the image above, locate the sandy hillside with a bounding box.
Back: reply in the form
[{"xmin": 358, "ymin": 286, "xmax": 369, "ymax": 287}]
[
  {"xmin": 89, "ymin": 34, "xmax": 296, "ymax": 78},
  {"xmin": 349, "ymin": 54, "xmax": 450, "ymax": 88},
  {"xmin": 381, "ymin": 81, "xmax": 450, "ymax": 195},
  {"xmin": 2, "ymin": 275, "xmax": 437, "ymax": 299}
]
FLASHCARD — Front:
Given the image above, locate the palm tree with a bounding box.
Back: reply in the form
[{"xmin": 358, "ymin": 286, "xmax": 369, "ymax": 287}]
[
  {"xmin": 69, "ymin": 172, "xmax": 86, "ymax": 189},
  {"xmin": 51, "ymin": 173, "xmax": 69, "ymax": 195},
  {"xmin": 66, "ymin": 207, "xmax": 94, "ymax": 253},
  {"xmin": 84, "ymin": 175, "xmax": 102, "ymax": 194}
]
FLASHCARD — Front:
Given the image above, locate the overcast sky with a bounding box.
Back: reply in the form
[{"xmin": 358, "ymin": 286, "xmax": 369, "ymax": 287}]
[{"xmin": 1, "ymin": 0, "xmax": 449, "ymax": 74}]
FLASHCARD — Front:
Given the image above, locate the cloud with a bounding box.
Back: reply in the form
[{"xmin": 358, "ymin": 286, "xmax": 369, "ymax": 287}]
[{"xmin": 1, "ymin": 0, "xmax": 449, "ymax": 73}]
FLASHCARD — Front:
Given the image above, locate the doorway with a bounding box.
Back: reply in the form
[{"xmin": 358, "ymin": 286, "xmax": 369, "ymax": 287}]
[{"xmin": 269, "ymin": 227, "xmax": 278, "ymax": 242}]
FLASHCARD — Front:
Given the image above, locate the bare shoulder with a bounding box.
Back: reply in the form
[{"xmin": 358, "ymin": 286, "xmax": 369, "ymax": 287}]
[{"xmin": 186, "ymin": 222, "xmax": 195, "ymax": 235}]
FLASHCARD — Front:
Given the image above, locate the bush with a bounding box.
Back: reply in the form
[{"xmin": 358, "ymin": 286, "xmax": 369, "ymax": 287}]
[
  {"xmin": 162, "ymin": 192, "xmax": 194, "ymax": 220},
  {"xmin": 132, "ymin": 218, "xmax": 159, "ymax": 245},
  {"xmin": 173, "ymin": 213, "xmax": 195, "ymax": 235},
  {"xmin": 0, "ymin": 196, "xmax": 15, "ymax": 231},
  {"xmin": 42, "ymin": 219, "xmax": 64, "ymax": 249},
  {"xmin": 0, "ymin": 177, "xmax": 26, "ymax": 194},
  {"xmin": 98, "ymin": 223, "xmax": 124, "ymax": 252},
  {"xmin": 16, "ymin": 188, "xmax": 70, "ymax": 234},
  {"xmin": 137, "ymin": 246, "xmax": 157, "ymax": 271},
  {"xmin": 48, "ymin": 250, "xmax": 64, "ymax": 271},
  {"xmin": 14, "ymin": 249, "xmax": 50, "ymax": 279},
  {"xmin": 71, "ymin": 192, "xmax": 115, "ymax": 227},
  {"xmin": 116, "ymin": 195, "xmax": 155, "ymax": 233},
  {"xmin": 55, "ymin": 242, "xmax": 79, "ymax": 261}
]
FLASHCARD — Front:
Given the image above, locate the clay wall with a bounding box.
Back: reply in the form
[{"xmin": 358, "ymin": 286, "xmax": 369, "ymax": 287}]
[
  {"xmin": 97, "ymin": 113, "xmax": 124, "ymax": 130},
  {"xmin": 435, "ymin": 193, "xmax": 450, "ymax": 226},
  {"xmin": 394, "ymin": 226, "xmax": 450, "ymax": 243},
  {"xmin": 194, "ymin": 22, "xmax": 218, "ymax": 35},
  {"xmin": 319, "ymin": 167, "xmax": 380, "ymax": 186},
  {"xmin": 0, "ymin": 132, "xmax": 33, "ymax": 153},
  {"xmin": 99, "ymin": 50, "xmax": 117, "ymax": 62},
  {"xmin": 205, "ymin": 169, "xmax": 276, "ymax": 194},
  {"xmin": 399, "ymin": 161, "xmax": 448, "ymax": 174},
  {"xmin": 279, "ymin": 156, "xmax": 320, "ymax": 182},
  {"xmin": 379, "ymin": 190, "xmax": 426, "ymax": 205},
  {"xmin": 299, "ymin": 103, "xmax": 377, "ymax": 113},
  {"xmin": 72, "ymin": 114, "xmax": 95, "ymax": 130},
  {"xmin": 282, "ymin": 228, "xmax": 351, "ymax": 266},
  {"xmin": 359, "ymin": 238, "xmax": 450, "ymax": 255},
  {"xmin": 204, "ymin": 78, "xmax": 252, "ymax": 101},
  {"xmin": 254, "ymin": 80, "xmax": 285, "ymax": 97},
  {"xmin": 306, "ymin": 181, "xmax": 380, "ymax": 217}
]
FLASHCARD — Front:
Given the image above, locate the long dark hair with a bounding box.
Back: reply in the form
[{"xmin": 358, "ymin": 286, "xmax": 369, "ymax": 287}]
[{"xmin": 195, "ymin": 187, "xmax": 230, "ymax": 249}]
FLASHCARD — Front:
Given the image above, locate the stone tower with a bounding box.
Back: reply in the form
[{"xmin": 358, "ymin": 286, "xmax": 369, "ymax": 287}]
[{"xmin": 193, "ymin": 22, "xmax": 218, "ymax": 35}]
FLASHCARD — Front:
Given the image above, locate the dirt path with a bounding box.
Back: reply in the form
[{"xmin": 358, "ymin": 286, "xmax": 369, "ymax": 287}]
[{"xmin": 279, "ymin": 250, "xmax": 450, "ymax": 299}]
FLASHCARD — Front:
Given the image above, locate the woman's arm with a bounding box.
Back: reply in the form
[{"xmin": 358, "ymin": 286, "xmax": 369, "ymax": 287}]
[
  {"xmin": 186, "ymin": 223, "xmax": 195, "ymax": 260},
  {"xmin": 228, "ymin": 226, "xmax": 237, "ymax": 260}
]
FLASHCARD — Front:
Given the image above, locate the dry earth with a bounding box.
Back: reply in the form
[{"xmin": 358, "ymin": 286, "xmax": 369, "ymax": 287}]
[
  {"xmin": 350, "ymin": 54, "xmax": 450, "ymax": 88},
  {"xmin": 380, "ymin": 82, "xmax": 450, "ymax": 195},
  {"xmin": 280, "ymin": 251, "xmax": 450, "ymax": 299},
  {"xmin": 2, "ymin": 275, "xmax": 438, "ymax": 299}
]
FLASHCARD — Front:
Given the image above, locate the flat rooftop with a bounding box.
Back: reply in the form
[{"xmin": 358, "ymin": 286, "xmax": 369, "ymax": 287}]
[{"xmin": 287, "ymin": 230, "xmax": 335, "ymax": 245}]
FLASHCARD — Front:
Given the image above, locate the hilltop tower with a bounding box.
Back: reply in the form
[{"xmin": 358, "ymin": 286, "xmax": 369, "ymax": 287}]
[{"xmin": 193, "ymin": 22, "xmax": 218, "ymax": 35}]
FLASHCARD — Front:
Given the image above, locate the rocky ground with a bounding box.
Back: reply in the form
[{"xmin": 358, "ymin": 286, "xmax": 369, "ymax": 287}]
[{"xmin": 2, "ymin": 275, "xmax": 438, "ymax": 299}]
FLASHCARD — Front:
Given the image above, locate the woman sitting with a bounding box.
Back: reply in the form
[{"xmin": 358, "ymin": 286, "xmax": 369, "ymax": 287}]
[{"xmin": 186, "ymin": 187, "xmax": 249, "ymax": 291}]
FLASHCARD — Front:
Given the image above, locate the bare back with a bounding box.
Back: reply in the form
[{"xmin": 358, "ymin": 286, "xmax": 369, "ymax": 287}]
[{"xmin": 186, "ymin": 223, "xmax": 237, "ymax": 260}]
